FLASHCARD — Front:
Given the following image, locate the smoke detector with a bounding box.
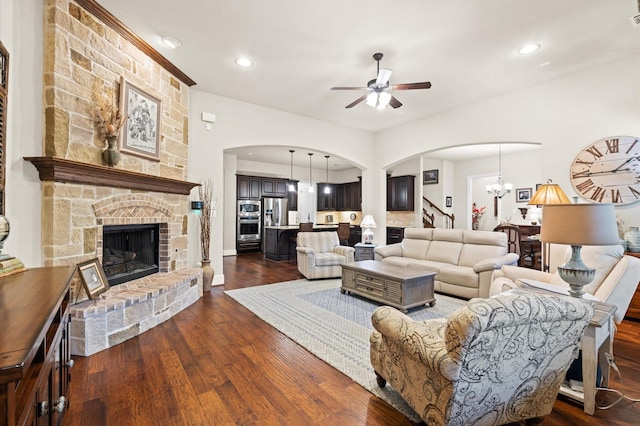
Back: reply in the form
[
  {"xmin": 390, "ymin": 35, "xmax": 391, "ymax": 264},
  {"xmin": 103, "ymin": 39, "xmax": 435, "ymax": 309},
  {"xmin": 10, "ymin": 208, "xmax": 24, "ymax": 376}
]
[{"xmin": 630, "ymin": 12, "xmax": 640, "ymax": 28}]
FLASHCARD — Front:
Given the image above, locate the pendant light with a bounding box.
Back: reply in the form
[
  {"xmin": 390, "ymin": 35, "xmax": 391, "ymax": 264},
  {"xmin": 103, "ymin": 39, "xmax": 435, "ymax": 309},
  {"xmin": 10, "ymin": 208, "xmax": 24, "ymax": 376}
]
[
  {"xmin": 324, "ymin": 155, "xmax": 331, "ymax": 194},
  {"xmin": 486, "ymin": 144, "xmax": 513, "ymax": 198},
  {"xmin": 308, "ymin": 153, "xmax": 314, "ymax": 193},
  {"xmin": 288, "ymin": 149, "xmax": 296, "ymax": 192}
]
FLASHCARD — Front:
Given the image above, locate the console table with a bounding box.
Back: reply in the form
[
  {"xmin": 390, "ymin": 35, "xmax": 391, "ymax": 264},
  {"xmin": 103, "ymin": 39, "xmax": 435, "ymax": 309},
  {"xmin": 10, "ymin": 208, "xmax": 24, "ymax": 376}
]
[
  {"xmin": 558, "ymin": 302, "xmax": 616, "ymax": 415},
  {"xmin": 0, "ymin": 266, "xmax": 75, "ymax": 425}
]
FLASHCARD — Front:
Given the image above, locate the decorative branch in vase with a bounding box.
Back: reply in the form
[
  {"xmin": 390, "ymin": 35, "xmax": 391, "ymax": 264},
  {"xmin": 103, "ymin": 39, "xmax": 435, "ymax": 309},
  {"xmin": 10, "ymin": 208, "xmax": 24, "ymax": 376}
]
[
  {"xmin": 92, "ymin": 81, "xmax": 126, "ymax": 167},
  {"xmin": 198, "ymin": 178, "xmax": 214, "ymax": 291}
]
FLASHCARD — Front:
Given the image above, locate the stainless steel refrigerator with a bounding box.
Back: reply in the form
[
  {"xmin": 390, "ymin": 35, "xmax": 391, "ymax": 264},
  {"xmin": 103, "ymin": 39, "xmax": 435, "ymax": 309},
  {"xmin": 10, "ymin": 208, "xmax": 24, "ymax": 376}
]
[{"xmin": 262, "ymin": 197, "xmax": 288, "ymax": 251}]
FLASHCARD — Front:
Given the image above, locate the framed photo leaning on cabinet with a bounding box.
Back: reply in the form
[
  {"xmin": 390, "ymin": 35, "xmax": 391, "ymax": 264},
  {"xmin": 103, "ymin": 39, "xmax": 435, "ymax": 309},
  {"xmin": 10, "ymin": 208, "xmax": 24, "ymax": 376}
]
[{"xmin": 77, "ymin": 258, "xmax": 110, "ymax": 300}]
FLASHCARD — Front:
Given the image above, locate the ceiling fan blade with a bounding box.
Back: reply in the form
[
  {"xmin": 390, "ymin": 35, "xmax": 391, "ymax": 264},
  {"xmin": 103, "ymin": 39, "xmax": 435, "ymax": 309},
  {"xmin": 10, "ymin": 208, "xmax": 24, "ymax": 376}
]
[
  {"xmin": 376, "ymin": 68, "xmax": 392, "ymax": 86},
  {"xmin": 390, "ymin": 82, "xmax": 432, "ymax": 90},
  {"xmin": 331, "ymin": 86, "xmax": 367, "ymax": 90},
  {"xmin": 389, "ymin": 96, "xmax": 403, "ymax": 109},
  {"xmin": 345, "ymin": 95, "xmax": 367, "ymax": 109}
]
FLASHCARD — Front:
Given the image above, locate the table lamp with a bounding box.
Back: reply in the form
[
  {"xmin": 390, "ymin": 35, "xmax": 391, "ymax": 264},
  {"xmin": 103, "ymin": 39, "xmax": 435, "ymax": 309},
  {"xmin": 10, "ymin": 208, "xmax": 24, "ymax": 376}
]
[
  {"xmin": 528, "ymin": 179, "xmax": 572, "ymax": 206},
  {"xmin": 540, "ymin": 204, "xmax": 620, "ymax": 298},
  {"xmin": 529, "ymin": 179, "xmax": 572, "ymax": 271},
  {"xmin": 360, "ymin": 214, "xmax": 377, "ymax": 244}
]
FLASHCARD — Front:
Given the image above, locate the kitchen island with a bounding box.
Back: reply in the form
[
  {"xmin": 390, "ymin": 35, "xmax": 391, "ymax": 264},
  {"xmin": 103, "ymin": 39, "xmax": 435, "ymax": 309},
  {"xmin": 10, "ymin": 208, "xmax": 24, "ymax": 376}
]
[{"xmin": 264, "ymin": 224, "xmax": 357, "ymax": 261}]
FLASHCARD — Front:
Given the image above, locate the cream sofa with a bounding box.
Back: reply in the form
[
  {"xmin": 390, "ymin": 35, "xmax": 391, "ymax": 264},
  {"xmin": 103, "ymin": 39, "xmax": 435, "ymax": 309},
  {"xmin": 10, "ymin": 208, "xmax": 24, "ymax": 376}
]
[
  {"xmin": 296, "ymin": 231, "xmax": 355, "ymax": 279},
  {"xmin": 374, "ymin": 228, "xmax": 518, "ymax": 299},
  {"xmin": 491, "ymin": 245, "xmax": 640, "ymax": 324}
]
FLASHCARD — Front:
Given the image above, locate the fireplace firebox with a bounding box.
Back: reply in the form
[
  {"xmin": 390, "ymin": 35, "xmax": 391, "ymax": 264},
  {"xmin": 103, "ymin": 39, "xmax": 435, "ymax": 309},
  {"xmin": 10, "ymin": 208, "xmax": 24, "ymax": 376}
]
[{"xmin": 102, "ymin": 224, "xmax": 159, "ymax": 285}]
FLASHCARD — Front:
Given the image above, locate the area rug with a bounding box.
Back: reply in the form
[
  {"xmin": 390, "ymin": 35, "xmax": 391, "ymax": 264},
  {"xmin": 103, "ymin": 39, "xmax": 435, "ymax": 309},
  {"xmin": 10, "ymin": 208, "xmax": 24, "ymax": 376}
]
[{"xmin": 224, "ymin": 278, "xmax": 468, "ymax": 422}]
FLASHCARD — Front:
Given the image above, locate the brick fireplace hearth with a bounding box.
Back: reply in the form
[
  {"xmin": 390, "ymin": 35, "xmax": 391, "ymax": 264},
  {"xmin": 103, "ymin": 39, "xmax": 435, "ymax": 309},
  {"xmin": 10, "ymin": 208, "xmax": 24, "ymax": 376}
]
[{"xmin": 25, "ymin": 157, "xmax": 201, "ymax": 356}]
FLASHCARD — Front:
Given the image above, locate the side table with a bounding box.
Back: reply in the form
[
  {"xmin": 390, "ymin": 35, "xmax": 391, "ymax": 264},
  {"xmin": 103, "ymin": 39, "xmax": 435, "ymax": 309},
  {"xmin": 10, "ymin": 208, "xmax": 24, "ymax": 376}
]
[
  {"xmin": 558, "ymin": 302, "xmax": 616, "ymax": 415},
  {"xmin": 354, "ymin": 242, "xmax": 376, "ymax": 261}
]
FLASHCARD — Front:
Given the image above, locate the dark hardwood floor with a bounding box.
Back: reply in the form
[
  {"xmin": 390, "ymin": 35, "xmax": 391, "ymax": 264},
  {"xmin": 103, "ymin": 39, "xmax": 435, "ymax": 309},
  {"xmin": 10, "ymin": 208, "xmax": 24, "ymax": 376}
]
[{"xmin": 66, "ymin": 253, "xmax": 640, "ymax": 425}]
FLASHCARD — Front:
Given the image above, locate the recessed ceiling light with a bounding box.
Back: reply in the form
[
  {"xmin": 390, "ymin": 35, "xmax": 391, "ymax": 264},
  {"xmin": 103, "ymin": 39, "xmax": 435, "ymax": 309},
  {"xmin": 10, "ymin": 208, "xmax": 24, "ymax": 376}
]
[
  {"xmin": 161, "ymin": 36, "xmax": 181, "ymax": 49},
  {"xmin": 518, "ymin": 44, "xmax": 540, "ymax": 55},
  {"xmin": 235, "ymin": 57, "xmax": 253, "ymax": 67}
]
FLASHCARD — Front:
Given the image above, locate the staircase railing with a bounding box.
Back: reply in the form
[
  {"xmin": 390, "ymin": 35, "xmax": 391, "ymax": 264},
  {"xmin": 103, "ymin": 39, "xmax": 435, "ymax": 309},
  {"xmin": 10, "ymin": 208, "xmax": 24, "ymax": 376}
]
[{"xmin": 422, "ymin": 196, "xmax": 455, "ymax": 228}]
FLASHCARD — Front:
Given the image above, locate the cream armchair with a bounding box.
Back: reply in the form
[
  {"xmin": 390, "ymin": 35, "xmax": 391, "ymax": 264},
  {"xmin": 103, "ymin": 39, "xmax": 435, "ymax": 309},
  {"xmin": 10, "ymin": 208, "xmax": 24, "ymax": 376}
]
[
  {"xmin": 370, "ymin": 293, "xmax": 594, "ymax": 426},
  {"xmin": 490, "ymin": 245, "xmax": 640, "ymax": 323},
  {"xmin": 296, "ymin": 231, "xmax": 355, "ymax": 279}
]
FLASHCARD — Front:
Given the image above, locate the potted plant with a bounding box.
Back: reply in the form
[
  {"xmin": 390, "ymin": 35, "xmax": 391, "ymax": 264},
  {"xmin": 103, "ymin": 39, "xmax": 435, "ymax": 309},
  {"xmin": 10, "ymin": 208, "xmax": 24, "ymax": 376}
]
[{"xmin": 198, "ymin": 179, "xmax": 214, "ymax": 290}]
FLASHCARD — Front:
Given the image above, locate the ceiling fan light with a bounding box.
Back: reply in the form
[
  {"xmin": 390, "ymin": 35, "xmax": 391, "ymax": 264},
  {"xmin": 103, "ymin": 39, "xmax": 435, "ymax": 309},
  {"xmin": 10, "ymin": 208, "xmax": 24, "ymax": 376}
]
[
  {"xmin": 366, "ymin": 92, "xmax": 378, "ymax": 107},
  {"xmin": 378, "ymin": 91, "xmax": 391, "ymax": 108}
]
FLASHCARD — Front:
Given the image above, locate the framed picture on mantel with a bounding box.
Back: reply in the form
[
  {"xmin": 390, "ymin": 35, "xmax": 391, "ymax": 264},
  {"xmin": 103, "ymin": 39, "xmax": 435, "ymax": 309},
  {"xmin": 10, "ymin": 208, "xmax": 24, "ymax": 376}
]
[{"xmin": 120, "ymin": 77, "xmax": 161, "ymax": 161}]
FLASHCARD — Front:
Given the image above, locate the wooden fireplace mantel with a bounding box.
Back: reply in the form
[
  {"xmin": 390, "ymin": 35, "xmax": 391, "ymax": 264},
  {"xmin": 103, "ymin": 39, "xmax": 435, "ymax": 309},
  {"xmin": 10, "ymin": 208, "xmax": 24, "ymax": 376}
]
[{"xmin": 24, "ymin": 156, "xmax": 200, "ymax": 195}]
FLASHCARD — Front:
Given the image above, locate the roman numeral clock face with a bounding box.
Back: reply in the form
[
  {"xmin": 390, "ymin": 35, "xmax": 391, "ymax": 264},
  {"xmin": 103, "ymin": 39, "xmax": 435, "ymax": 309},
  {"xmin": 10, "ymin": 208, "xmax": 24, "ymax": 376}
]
[{"xmin": 570, "ymin": 136, "xmax": 640, "ymax": 205}]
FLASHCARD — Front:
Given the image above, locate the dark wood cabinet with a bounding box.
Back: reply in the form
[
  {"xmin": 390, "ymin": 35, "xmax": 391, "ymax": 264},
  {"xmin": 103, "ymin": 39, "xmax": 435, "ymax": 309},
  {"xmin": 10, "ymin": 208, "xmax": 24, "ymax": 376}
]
[
  {"xmin": 238, "ymin": 175, "xmax": 292, "ymax": 200},
  {"xmin": 349, "ymin": 226, "xmax": 362, "ymax": 246},
  {"xmin": 387, "ymin": 227, "xmax": 405, "ymax": 245},
  {"xmin": 387, "ymin": 175, "xmax": 415, "ymax": 211},
  {"xmin": 317, "ymin": 184, "xmax": 337, "ymax": 211},
  {"xmin": 0, "ymin": 266, "xmax": 75, "ymax": 426},
  {"xmin": 262, "ymin": 178, "xmax": 288, "ymax": 196},
  {"xmin": 624, "ymin": 252, "xmax": 640, "ymax": 321},
  {"xmin": 336, "ymin": 181, "xmax": 361, "ymax": 211},
  {"xmin": 287, "ymin": 182, "xmax": 298, "ymax": 211},
  {"xmin": 237, "ymin": 176, "xmax": 261, "ymax": 199}
]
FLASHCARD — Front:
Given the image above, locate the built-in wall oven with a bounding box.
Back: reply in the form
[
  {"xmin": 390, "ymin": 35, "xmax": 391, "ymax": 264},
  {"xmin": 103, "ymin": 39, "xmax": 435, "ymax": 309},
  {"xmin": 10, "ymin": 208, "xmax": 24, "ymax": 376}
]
[{"xmin": 237, "ymin": 200, "xmax": 261, "ymax": 243}]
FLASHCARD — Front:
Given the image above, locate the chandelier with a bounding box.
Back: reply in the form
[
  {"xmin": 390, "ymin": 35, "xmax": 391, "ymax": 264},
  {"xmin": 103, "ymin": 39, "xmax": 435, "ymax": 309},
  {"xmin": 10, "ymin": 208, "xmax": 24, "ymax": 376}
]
[{"xmin": 486, "ymin": 145, "xmax": 513, "ymax": 198}]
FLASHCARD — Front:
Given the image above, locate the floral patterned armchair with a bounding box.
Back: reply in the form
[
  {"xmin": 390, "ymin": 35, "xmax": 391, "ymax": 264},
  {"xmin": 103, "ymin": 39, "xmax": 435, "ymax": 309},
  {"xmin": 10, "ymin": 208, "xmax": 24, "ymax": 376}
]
[{"xmin": 370, "ymin": 292, "xmax": 594, "ymax": 425}]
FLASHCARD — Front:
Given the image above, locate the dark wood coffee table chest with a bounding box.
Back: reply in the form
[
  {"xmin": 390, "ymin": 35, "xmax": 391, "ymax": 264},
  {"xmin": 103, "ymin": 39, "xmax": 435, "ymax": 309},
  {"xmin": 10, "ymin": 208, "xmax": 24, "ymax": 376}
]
[{"xmin": 341, "ymin": 260, "xmax": 436, "ymax": 312}]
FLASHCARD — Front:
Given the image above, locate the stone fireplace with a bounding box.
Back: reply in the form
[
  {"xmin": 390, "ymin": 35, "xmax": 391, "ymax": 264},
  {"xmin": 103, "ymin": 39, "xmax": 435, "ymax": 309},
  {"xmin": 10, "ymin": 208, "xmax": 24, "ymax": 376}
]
[
  {"xmin": 26, "ymin": 158, "xmax": 202, "ymax": 356},
  {"xmin": 31, "ymin": 0, "xmax": 202, "ymax": 356},
  {"xmin": 102, "ymin": 223, "xmax": 161, "ymax": 285}
]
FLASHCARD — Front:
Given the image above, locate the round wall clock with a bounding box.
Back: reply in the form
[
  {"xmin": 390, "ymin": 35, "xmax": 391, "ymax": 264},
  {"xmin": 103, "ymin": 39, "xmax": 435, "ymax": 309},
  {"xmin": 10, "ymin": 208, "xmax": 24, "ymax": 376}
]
[{"xmin": 569, "ymin": 136, "xmax": 640, "ymax": 205}]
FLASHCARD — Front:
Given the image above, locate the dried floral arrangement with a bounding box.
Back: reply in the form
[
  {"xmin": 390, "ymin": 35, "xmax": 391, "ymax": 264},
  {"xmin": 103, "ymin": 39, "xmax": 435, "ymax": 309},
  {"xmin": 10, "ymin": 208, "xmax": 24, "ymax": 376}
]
[
  {"xmin": 92, "ymin": 80, "xmax": 126, "ymax": 139},
  {"xmin": 198, "ymin": 179, "xmax": 214, "ymax": 260}
]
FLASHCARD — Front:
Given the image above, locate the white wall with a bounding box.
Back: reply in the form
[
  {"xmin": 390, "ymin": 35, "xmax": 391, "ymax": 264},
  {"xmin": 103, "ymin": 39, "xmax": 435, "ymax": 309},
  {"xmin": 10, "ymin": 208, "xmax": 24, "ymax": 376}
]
[
  {"xmin": 4, "ymin": 1, "xmax": 639, "ymax": 280},
  {"xmin": 376, "ymin": 56, "xmax": 640, "ymax": 235},
  {"xmin": 188, "ymin": 90, "xmax": 375, "ymax": 282},
  {"xmin": 1, "ymin": 0, "xmax": 43, "ymax": 266}
]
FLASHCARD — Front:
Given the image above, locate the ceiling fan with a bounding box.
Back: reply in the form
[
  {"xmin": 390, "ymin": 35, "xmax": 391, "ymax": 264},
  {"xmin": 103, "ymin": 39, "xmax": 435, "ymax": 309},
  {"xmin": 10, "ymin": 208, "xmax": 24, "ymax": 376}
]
[{"xmin": 331, "ymin": 52, "xmax": 431, "ymax": 110}]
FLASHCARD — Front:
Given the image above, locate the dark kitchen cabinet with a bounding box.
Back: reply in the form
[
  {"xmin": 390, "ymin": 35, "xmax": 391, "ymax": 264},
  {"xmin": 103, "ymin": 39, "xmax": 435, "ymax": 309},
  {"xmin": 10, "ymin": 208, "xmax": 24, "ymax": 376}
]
[
  {"xmin": 349, "ymin": 226, "xmax": 362, "ymax": 246},
  {"xmin": 340, "ymin": 181, "xmax": 361, "ymax": 211},
  {"xmin": 287, "ymin": 181, "xmax": 298, "ymax": 211},
  {"xmin": 262, "ymin": 178, "xmax": 288, "ymax": 196},
  {"xmin": 317, "ymin": 183, "xmax": 337, "ymax": 211},
  {"xmin": 237, "ymin": 176, "xmax": 261, "ymax": 199},
  {"xmin": 387, "ymin": 175, "xmax": 415, "ymax": 211},
  {"xmin": 387, "ymin": 227, "xmax": 405, "ymax": 245}
]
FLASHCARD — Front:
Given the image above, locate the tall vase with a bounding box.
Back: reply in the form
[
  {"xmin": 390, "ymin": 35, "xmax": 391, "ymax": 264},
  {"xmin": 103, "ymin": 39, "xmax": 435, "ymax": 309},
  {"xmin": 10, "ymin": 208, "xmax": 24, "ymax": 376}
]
[
  {"xmin": 200, "ymin": 259, "xmax": 214, "ymax": 291},
  {"xmin": 102, "ymin": 136, "xmax": 120, "ymax": 167}
]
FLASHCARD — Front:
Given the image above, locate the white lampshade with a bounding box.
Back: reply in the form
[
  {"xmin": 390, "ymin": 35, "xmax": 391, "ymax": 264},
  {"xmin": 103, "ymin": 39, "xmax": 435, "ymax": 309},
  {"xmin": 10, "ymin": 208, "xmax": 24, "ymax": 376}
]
[
  {"xmin": 360, "ymin": 215, "xmax": 377, "ymax": 228},
  {"xmin": 540, "ymin": 204, "xmax": 619, "ymax": 246}
]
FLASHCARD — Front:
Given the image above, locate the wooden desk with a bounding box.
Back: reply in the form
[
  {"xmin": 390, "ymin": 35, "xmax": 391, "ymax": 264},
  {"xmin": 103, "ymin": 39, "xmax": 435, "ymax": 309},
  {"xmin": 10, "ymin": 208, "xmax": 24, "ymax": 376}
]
[
  {"xmin": 624, "ymin": 251, "xmax": 640, "ymax": 321},
  {"xmin": 0, "ymin": 266, "xmax": 75, "ymax": 425}
]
